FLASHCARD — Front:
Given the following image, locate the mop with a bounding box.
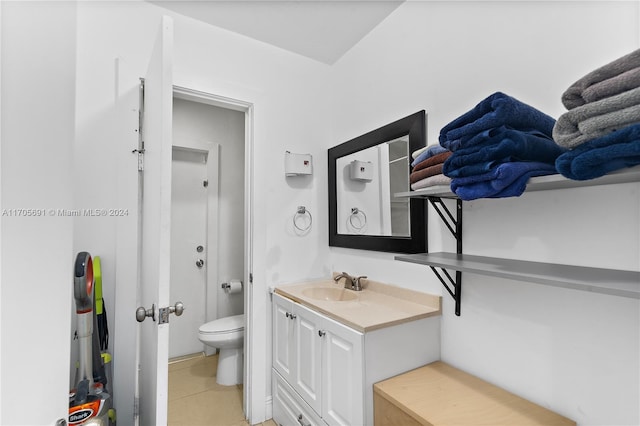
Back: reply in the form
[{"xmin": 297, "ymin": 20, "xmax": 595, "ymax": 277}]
[{"xmin": 94, "ymin": 256, "xmax": 109, "ymax": 352}]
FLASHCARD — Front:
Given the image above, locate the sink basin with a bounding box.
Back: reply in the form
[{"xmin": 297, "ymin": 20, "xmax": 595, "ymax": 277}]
[{"xmin": 301, "ymin": 287, "xmax": 358, "ymax": 302}]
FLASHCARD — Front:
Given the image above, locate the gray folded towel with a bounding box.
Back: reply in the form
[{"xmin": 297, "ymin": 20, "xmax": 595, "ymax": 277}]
[
  {"xmin": 553, "ymin": 86, "xmax": 640, "ymax": 148},
  {"xmin": 562, "ymin": 49, "xmax": 640, "ymax": 109},
  {"xmin": 581, "ymin": 67, "xmax": 640, "ymax": 105},
  {"xmin": 579, "ymin": 104, "xmax": 640, "ymax": 136}
]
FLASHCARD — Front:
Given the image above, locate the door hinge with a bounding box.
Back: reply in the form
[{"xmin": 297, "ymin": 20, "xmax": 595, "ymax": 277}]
[
  {"xmin": 249, "ymin": 273, "xmax": 253, "ymax": 284},
  {"xmin": 137, "ymin": 79, "xmax": 145, "ymax": 172},
  {"xmin": 133, "ymin": 396, "xmax": 140, "ymax": 417},
  {"xmin": 132, "ymin": 146, "xmax": 145, "ymax": 171}
]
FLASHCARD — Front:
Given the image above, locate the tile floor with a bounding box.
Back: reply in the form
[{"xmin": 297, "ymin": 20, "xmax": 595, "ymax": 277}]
[{"xmin": 168, "ymin": 353, "xmax": 277, "ymax": 426}]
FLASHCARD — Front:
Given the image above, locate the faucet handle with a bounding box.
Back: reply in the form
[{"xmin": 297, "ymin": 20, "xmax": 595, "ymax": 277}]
[
  {"xmin": 354, "ymin": 276, "xmax": 367, "ymax": 290},
  {"xmin": 334, "ymin": 272, "xmax": 354, "ymax": 289}
]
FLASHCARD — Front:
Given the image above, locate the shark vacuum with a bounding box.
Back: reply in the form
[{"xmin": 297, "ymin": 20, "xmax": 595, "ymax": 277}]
[{"xmin": 69, "ymin": 252, "xmax": 114, "ymax": 425}]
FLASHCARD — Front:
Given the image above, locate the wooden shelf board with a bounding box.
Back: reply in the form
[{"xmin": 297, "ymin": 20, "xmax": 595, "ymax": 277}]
[{"xmin": 395, "ymin": 252, "xmax": 640, "ymax": 299}]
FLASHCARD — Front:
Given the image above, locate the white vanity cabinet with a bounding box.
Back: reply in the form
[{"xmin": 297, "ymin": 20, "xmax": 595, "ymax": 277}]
[
  {"xmin": 273, "ymin": 293, "xmax": 363, "ymax": 426},
  {"xmin": 272, "ymin": 291, "xmax": 440, "ymax": 426}
]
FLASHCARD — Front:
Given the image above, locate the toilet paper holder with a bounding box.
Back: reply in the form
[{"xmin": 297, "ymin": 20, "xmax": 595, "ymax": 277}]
[{"xmin": 221, "ymin": 280, "xmax": 243, "ymax": 291}]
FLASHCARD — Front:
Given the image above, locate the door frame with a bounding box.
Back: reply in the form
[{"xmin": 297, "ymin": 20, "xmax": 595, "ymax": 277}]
[{"xmin": 172, "ymin": 86, "xmax": 256, "ymax": 421}]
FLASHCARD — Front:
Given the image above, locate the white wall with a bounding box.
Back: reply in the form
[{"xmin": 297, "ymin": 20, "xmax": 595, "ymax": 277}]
[
  {"xmin": 329, "ymin": 1, "xmax": 640, "ymax": 424},
  {"xmin": 1, "ymin": 1, "xmax": 77, "ymax": 424},
  {"xmin": 73, "ymin": 1, "xmax": 332, "ymax": 423}
]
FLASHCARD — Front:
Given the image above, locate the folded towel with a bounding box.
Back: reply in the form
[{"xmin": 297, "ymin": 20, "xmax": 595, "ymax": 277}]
[
  {"xmin": 411, "ymin": 174, "xmax": 452, "ymax": 191},
  {"xmin": 410, "ymin": 163, "xmax": 444, "ymax": 184},
  {"xmin": 411, "ymin": 144, "xmax": 448, "ymax": 167},
  {"xmin": 553, "ymin": 86, "xmax": 640, "ymax": 148},
  {"xmin": 450, "ymin": 162, "xmax": 557, "ymax": 201},
  {"xmin": 581, "ymin": 67, "xmax": 640, "ymax": 105},
  {"xmin": 413, "ymin": 151, "xmax": 452, "ymax": 172},
  {"xmin": 562, "ymin": 49, "xmax": 640, "ymax": 109},
  {"xmin": 411, "ymin": 146, "xmax": 427, "ymax": 160},
  {"xmin": 555, "ymin": 123, "xmax": 640, "ymax": 180},
  {"xmin": 578, "ymin": 104, "xmax": 640, "ymax": 136},
  {"xmin": 439, "ymin": 92, "xmax": 556, "ymax": 150},
  {"xmin": 443, "ymin": 127, "xmax": 565, "ymax": 177}
]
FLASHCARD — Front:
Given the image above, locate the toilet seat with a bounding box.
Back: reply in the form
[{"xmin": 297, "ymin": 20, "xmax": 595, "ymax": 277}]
[{"xmin": 199, "ymin": 314, "xmax": 244, "ymax": 335}]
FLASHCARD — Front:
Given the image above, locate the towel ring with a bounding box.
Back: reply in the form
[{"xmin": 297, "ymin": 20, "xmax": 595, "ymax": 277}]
[
  {"xmin": 349, "ymin": 207, "xmax": 367, "ymax": 230},
  {"xmin": 293, "ymin": 206, "xmax": 312, "ymax": 232}
]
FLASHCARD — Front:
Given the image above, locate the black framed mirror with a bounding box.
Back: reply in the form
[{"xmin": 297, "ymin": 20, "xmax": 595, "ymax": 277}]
[{"xmin": 328, "ymin": 110, "xmax": 427, "ymax": 253}]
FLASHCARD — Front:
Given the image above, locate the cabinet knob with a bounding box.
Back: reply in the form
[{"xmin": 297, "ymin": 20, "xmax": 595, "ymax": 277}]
[
  {"xmin": 297, "ymin": 414, "xmax": 311, "ymax": 426},
  {"xmin": 318, "ymin": 330, "xmax": 326, "ymax": 337},
  {"xmin": 285, "ymin": 312, "xmax": 296, "ymax": 320}
]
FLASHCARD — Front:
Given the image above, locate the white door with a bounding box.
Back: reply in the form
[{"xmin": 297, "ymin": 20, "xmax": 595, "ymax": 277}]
[
  {"xmin": 295, "ymin": 303, "xmax": 322, "ymax": 414},
  {"xmin": 169, "ymin": 147, "xmax": 208, "ymax": 358},
  {"xmin": 321, "ymin": 319, "xmax": 363, "ymax": 426},
  {"xmin": 273, "ymin": 294, "xmax": 295, "ymax": 383},
  {"xmin": 137, "ymin": 15, "xmax": 173, "ymax": 426}
]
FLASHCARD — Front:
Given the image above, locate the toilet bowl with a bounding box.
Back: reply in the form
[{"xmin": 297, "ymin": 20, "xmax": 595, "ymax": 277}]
[{"xmin": 198, "ymin": 314, "xmax": 244, "ymax": 386}]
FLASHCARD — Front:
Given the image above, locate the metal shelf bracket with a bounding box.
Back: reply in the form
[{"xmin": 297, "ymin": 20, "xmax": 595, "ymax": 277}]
[{"xmin": 427, "ymin": 197, "xmax": 463, "ymax": 316}]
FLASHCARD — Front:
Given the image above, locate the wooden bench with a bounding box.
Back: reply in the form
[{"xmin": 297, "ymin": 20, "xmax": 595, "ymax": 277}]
[{"xmin": 373, "ymin": 361, "xmax": 575, "ymax": 426}]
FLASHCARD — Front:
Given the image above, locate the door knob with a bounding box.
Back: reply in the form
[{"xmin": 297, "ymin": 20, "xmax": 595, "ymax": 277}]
[
  {"xmin": 196, "ymin": 259, "xmax": 204, "ymax": 268},
  {"xmin": 136, "ymin": 303, "xmax": 156, "ymax": 322},
  {"xmin": 170, "ymin": 301, "xmax": 184, "ymax": 316},
  {"xmin": 159, "ymin": 301, "xmax": 185, "ymax": 324}
]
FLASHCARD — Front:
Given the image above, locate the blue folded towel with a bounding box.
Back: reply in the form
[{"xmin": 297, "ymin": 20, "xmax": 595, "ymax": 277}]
[
  {"xmin": 555, "ymin": 122, "xmax": 640, "ymax": 180},
  {"xmin": 450, "ymin": 162, "xmax": 558, "ymax": 201},
  {"xmin": 439, "ymin": 92, "xmax": 556, "ymax": 150},
  {"xmin": 443, "ymin": 127, "xmax": 566, "ymax": 177},
  {"xmin": 411, "ymin": 144, "xmax": 448, "ymax": 167}
]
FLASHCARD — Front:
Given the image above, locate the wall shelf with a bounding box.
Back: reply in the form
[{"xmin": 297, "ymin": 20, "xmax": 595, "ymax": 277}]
[
  {"xmin": 395, "ymin": 165, "xmax": 640, "ymax": 199},
  {"xmin": 395, "ymin": 252, "xmax": 640, "ymax": 299},
  {"xmin": 393, "ymin": 165, "xmax": 640, "ymax": 316}
]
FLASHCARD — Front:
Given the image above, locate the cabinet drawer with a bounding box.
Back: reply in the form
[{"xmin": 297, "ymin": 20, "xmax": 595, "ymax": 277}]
[{"xmin": 273, "ymin": 368, "xmax": 324, "ymax": 426}]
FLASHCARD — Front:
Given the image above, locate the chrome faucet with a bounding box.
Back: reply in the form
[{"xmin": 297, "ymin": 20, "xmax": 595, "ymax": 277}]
[{"xmin": 334, "ymin": 272, "xmax": 367, "ymax": 291}]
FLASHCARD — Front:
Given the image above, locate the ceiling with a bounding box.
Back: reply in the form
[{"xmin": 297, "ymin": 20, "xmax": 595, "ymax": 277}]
[{"xmin": 148, "ymin": 0, "xmax": 405, "ymax": 64}]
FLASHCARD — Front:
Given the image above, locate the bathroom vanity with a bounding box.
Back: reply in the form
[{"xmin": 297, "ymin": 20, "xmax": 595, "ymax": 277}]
[{"xmin": 271, "ymin": 278, "xmax": 442, "ymax": 426}]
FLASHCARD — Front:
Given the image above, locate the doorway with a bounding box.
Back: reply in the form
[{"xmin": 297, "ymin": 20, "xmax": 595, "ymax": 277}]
[{"xmin": 168, "ymin": 94, "xmax": 246, "ymax": 422}]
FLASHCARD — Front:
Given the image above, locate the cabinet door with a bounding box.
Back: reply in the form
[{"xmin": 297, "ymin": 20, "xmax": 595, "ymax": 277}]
[
  {"xmin": 273, "ymin": 294, "xmax": 295, "ymax": 383},
  {"xmin": 293, "ymin": 302, "xmax": 323, "ymax": 415},
  {"xmin": 321, "ymin": 317, "xmax": 364, "ymax": 426}
]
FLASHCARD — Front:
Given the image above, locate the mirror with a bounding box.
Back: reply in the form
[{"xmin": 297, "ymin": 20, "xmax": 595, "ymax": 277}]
[{"xmin": 328, "ymin": 111, "xmax": 427, "ymax": 253}]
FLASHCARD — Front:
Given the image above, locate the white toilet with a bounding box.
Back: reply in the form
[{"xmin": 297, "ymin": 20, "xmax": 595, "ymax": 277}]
[{"xmin": 198, "ymin": 314, "xmax": 244, "ymax": 386}]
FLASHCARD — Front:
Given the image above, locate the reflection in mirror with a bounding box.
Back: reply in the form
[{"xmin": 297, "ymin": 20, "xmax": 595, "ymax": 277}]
[
  {"xmin": 335, "ymin": 136, "xmax": 410, "ymax": 236},
  {"xmin": 328, "ymin": 111, "xmax": 427, "ymax": 253}
]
